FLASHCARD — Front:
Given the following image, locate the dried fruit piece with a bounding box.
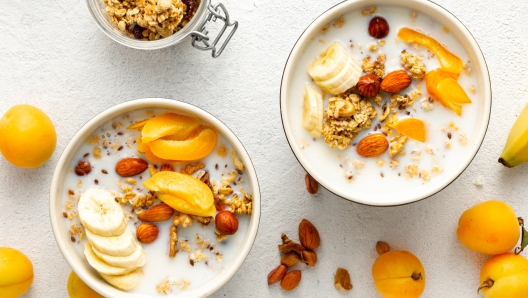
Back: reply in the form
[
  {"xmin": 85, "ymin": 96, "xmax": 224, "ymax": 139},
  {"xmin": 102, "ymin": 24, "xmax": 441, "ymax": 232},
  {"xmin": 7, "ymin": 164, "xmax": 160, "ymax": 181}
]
[
  {"xmin": 305, "ymin": 173, "xmax": 319, "ymax": 194},
  {"xmin": 268, "ymin": 264, "xmax": 288, "ymax": 285},
  {"xmin": 115, "ymin": 157, "xmax": 148, "ymax": 177},
  {"xmin": 136, "ymin": 223, "xmax": 159, "ymax": 244},
  {"xmin": 334, "ymin": 268, "xmax": 353, "ymax": 291},
  {"xmin": 299, "ymin": 219, "xmax": 320, "ymax": 250},
  {"xmin": 425, "ymin": 68, "xmax": 471, "ymax": 116},
  {"xmin": 75, "ymin": 160, "xmax": 92, "ymax": 176},
  {"xmin": 301, "ymin": 250, "xmax": 317, "ymax": 266},
  {"xmin": 356, "ymin": 73, "xmax": 381, "ymax": 98},
  {"xmin": 148, "ymin": 127, "xmax": 217, "ymax": 161},
  {"xmin": 398, "ymin": 27, "xmax": 463, "ymax": 75},
  {"xmin": 281, "ymin": 252, "xmax": 300, "ymax": 267},
  {"xmin": 141, "ymin": 113, "xmax": 200, "ymax": 143},
  {"xmin": 392, "ymin": 118, "xmax": 427, "ymax": 142},
  {"xmin": 380, "ymin": 70, "xmax": 412, "ymax": 93},
  {"xmin": 368, "ymin": 16, "xmax": 389, "ymax": 38},
  {"xmin": 281, "ymin": 270, "xmax": 301, "ymax": 291},
  {"xmin": 279, "ymin": 234, "xmax": 305, "ymax": 255},
  {"xmin": 356, "ymin": 134, "xmax": 389, "ymax": 158},
  {"xmin": 215, "ymin": 211, "xmax": 239, "ymax": 235},
  {"xmin": 138, "ymin": 203, "xmax": 174, "ymax": 222}
]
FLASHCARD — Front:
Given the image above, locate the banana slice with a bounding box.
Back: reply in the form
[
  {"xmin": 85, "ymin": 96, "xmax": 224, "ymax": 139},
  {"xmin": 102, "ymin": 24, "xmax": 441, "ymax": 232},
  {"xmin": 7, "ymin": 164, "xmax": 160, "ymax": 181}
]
[
  {"xmin": 84, "ymin": 242, "xmax": 136, "ymax": 276},
  {"xmin": 302, "ymin": 84, "xmax": 324, "ymax": 137},
  {"xmin": 85, "ymin": 228, "xmax": 137, "ymax": 257},
  {"xmin": 308, "ymin": 42, "xmax": 349, "ymax": 81},
  {"xmin": 78, "ymin": 188, "xmax": 127, "ymax": 237},
  {"xmin": 100, "ymin": 269, "xmax": 142, "ymax": 291},
  {"xmin": 316, "ymin": 57, "xmax": 362, "ymax": 95},
  {"xmin": 92, "ymin": 243, "xmax": 146, "ymax": 268}
]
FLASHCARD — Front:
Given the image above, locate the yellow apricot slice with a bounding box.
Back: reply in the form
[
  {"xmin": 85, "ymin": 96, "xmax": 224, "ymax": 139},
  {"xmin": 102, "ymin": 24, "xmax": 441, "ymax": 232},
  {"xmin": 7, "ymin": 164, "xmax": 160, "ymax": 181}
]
[
  {"xmin": 437, "ymin": 78, "xmax": 472, "ymax": 104},
  {"xmin": 127, "ymin": 119, "xmax": 150, "ymax": 130},
  {"xmin": 148, "ymin": 127, "xmax": 217, "ymax": 161},
  {"xmin": 143, "ymin": 171, "xmax": 214, "ymax": 210},
  {"xmin": 141, "ymin": 113, "xmax": 201, "ymax": 143},
  {"xmin": 158, "ymin": 194, "xmax": 216, "ymax": 217},
  {"xmin": 137, "ymin": 138, "xmax": 179, "ymax": 164},
  {"xmin": 393, "ymin": 118, "xmax": 427, "ymax": 142},
  {"xmin": 398, "ymin": 27, "xmax": 463, "ymax": 75},
  {"xmin": 425, "ymin": 69, "xmax": 471, "ymax": 116}
]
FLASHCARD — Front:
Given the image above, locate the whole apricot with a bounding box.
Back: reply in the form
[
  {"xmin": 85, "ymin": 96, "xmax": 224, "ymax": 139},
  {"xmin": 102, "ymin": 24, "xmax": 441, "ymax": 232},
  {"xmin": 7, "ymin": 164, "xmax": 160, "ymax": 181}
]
[
  {"xmin": 457, "ymin": 200, "xmax": 520, "ymax": 254},
  {"xmin": 372, "ymin": 250, "xmax": 426, "ymax": 298},
  {"xmin": 0, "ymin": 247, "xmax": 34, "ymax": 298},
  {"xmin": 67, "ymin": 271, "xmax": 103, "ymax": 298},
  {"xmin": 0, "ymin": 104, "xmax": 56, "ymax": 168},
  {"xmin": 479, "ymin": 252, "xmax": 528, "ymax": 298}
]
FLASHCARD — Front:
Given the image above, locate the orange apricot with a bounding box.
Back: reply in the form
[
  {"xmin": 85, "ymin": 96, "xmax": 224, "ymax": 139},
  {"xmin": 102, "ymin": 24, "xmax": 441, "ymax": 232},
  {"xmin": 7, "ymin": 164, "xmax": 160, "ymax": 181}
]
[
  {"xmin": 126, "ymin": 118, "xmax": 151, "ymax": 130},
  {"xmin": 141, "ymin": 113, "xmax": 200, "ymax": 143},
  {"xmin": 398, "ymin": 27, "xmax": 463, "ymax": 75},
  {"xmin": 148, "ymin": 127, "xmax": 217, "ymax": 161},
  {"xmin": 157, "ymin": 194, "xmax": 216, "ymax": 217},
  {"xmin": 425, "ymin": 69, "xmax": 472, "ymax": 116},
  {"xmin": 137, "ymin": 138, "xmax": 178, "ymax": 164},
  {"xmin": 392, "ymin": 118, "xmax": 427, "ymax": 142}
]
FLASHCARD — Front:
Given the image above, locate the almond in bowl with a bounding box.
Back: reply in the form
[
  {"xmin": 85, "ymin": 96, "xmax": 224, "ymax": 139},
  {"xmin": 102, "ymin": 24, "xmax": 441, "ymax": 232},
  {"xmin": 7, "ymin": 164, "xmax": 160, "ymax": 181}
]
[
  {"xmin": 50, "ymin": 99, "xmax": 260, "ymax": 297},
  {"xmin": 280, "ymin": 0, "xmax": 491, "ymax": 205}
]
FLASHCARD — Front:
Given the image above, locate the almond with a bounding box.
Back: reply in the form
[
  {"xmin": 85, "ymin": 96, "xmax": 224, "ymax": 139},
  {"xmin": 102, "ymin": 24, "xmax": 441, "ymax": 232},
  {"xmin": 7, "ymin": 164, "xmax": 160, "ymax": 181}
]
[
  {"xmin": 115, "ymin": 157, "xmax": 148, "ymax": 177},
  {"xmin": 138, "ymin": 203, "xmax": 174, "ymax": 222},
  {"xmin": 281, "ymin": 270, "xmax": 301, "ymax": 291},
  {"xmin": 136, "ymin": 223, "xmax": 159, "ymax": 244},
  {"xmin": 376, "ymin": 241, "xmax": 391, "ymax": 255},
  {"xmin": 267, "ymin": 264, "xmax": 287, "ymax": 285},
  {"xmin": 356, "ymin": 134, "xmax": 389, "ymax": 158},
  {"xmin": 298, "ymin": 219, "xmax": 320, "ymax": 250},
  {"xmin": 380, "ymin": 70, "xmax": 412, "ymax": 93}
]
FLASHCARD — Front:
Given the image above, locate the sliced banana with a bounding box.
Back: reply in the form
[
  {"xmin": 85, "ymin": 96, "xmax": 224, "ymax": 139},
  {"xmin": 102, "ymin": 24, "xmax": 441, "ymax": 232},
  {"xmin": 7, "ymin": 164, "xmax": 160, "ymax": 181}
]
[
  {"xmin": 78, "ymin": 188, "xmax": 127, "ymax": 237},
  {"xmin": 308, "ymin": 42, "xmax": 349, "ymax": 81},
  {"xmin": 302, "ymin": 84, "xmax": 324, "ymax": 137},
  {"xmin": 100, "ymin": 269, "xmax": 142, "ymax": 291},
  {"xmin": 92, "ymin": 243, "xmax": 146, "ymax": 269},
  {"xmin": 84, "ymin": 242, "xmax": 136, "ymax": 276},
  {"xmin": 316, "ymin": 57, "xmax": 362, "ymax": 95},
  {"xmin": 85, "ymin": 227, "xmax": 137, "ymax": 257}
]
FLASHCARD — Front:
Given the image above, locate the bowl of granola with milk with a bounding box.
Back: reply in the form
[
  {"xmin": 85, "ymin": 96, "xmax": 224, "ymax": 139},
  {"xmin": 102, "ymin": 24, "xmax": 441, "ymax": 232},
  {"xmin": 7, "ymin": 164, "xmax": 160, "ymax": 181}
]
[
  {"xmin": 50, "ymin": 98, "xmax": 260, "ymax": 297},
  {"xmin": 280, "ymin": 0, "xmax": 491, "ymax": 206}
]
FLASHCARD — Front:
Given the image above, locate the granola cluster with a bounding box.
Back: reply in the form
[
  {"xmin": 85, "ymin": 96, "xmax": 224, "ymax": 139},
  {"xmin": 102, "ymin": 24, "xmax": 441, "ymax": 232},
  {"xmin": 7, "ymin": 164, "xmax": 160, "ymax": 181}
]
[
  {"xmin": 400, "ymin": 50, "xmax": 426, "ymax": 79},
  {"xmin": 105, "ymin": 0, "xmax": 199, "ymax": 40},
  {"xmin": 362, "ymin": 53, "xmax": 386, "ymax": 78},
  {"xmin": 322, "ymin": 93, "xmax": 377, "ymax": 149}
]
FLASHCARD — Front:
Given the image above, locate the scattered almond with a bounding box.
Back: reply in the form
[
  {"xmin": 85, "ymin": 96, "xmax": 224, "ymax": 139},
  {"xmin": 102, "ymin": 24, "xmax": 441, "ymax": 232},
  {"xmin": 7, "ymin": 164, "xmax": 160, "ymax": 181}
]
[
  {"xmin": 380, "ymin": 70, "xmax": 412, "ymax": 93},
  {"xmin": 138, "ymin": 203, "xmax": 174, "ymax": 222},
  {"xmin": 356, "ymin": 134, "xmax": 389, "ymax": 158},
  {"xmin": 305, "ymin": 173, "xmax": 319, "ymax": 194},
  {"xmin": 281, "ymin": 270, "xmax": 301, "ymax": 291},
  {"xmin": 136, "ymin": 223, "xmax": 159, "ymax": 244},
  {"xmin": 334, "ymin": 268, "xmax": 353, "ymax": 291},
  {"xmin": 376, "ymin": 241, "xmax": 391, "ymax": 255},
  {"xmin": 298, "ymin": 219, "xmax": 320, "ymax": 250},
  {"xmin": 268, "ymin": 264, "xmax": 288, "ymax": 285},
  {"xmin": 115, "ymin": 157, "xmax": 148, "ymax": 177}
]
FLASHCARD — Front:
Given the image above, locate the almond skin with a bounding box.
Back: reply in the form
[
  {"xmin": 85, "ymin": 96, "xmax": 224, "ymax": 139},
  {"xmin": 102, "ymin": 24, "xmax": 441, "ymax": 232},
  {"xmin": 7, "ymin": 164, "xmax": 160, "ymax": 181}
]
[
  {"xmin": 299, "ymin": 219, "xmax": 320, "ymax": 250},
  {"xmin": 267, "ymin": 264, "xmax": 287, "ymax": 285},
  {"xmin": 115, "ymin": 157, "xmax": 148, "ymax": 177},
  {"xmin": 281, "ymin": 270, "xmax": 301, "ymax": 291},
  {"xmin": 136, "ymin": 223, "xmax": 159, "ymax": 244},
  {"xmin": 380, "ymin": 70, "xmax": 412, "ymax": 93},
  {"xmin": 138, "ymin": 203, "xmax": 174, "ymax": 222},
  {"xmin": 356, "ymin": 134, "xmax": 389, "ymax": 158}
]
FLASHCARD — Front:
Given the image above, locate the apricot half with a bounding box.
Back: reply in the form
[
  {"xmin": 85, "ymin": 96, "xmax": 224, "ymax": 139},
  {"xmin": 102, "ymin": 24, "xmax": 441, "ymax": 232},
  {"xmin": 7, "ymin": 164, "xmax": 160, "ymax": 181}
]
[
  {"xmin": 392, "ymin": 118, "xmax": 426, "ymax": 142},
  {"xmin": 143, "ymin": 171, "xmax": 214, "ymax": 210},
  {"xmin": 141, "ymin": 113, "xmax": 200, "ymax": 143},
  {"xmin": 148, "ymin": 127, "xmax": 217, "ymax": 161},
  {"xmin": 158, "ymin": 194, "xmax": 216, "ymax": 217},
  {"xmin": 397, "ymin": 27, "xmax": 463, "ymax": 75},
  {"xmin": 457, "ymin": 200, "xmax": 520, "ymax": 255},
  {"xmin": 372, "ymin": 250, "xmax": 426, "ymax": 298},
  {"xmin": 67, "ymin": 271, "xmax": 103, "ymax": 298},
  {"xmin": 425, "ymin": 69, "xmax": 471, "ymax": 116},
  {"xmin": 479, "ymin": 253, "xmax": 528, "ymax": 298}
]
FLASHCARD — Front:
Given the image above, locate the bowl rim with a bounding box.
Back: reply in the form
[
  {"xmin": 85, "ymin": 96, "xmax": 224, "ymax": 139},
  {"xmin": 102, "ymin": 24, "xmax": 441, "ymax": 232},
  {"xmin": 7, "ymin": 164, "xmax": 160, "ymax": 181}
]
[
  {"xmin": 49, "ymin": 98, "xmax": 261, "ymax": 297},
  {"xmin": 85, "ymin": 0, "xmax": 210, "ymax": 50},
  {"xmin": 279, "ymin": 0, "xmax": 492, "ymax": 206}
]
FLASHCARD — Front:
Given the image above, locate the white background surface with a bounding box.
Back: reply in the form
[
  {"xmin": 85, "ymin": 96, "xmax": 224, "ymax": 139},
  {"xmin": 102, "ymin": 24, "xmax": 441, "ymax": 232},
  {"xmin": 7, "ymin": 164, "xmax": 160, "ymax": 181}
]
[{"xmin": 1, "ymin": 0, "xmax": 527, "ymax": 297}]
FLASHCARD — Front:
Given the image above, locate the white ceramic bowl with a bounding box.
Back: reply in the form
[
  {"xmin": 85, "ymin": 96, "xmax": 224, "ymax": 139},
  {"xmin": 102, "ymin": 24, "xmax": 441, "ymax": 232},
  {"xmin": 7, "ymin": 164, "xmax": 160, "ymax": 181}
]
[
  {"xmin": 280, "ymin": 0, "xmax": 491, "ymax": 206},
  {"xmin": 50, "ymin": 98, "xmax": 260, "ymax": 297}
]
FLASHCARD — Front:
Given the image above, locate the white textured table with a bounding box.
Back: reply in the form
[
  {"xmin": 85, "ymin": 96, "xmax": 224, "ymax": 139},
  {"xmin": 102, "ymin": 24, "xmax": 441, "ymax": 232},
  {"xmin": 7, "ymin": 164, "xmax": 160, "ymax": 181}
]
[{"xmin": 1, "ymin": 0, "xmax": 527, "ymax": 297}]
